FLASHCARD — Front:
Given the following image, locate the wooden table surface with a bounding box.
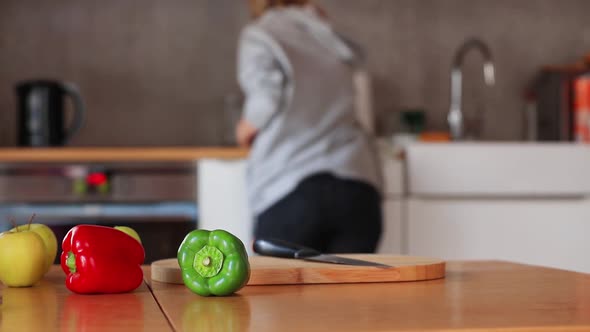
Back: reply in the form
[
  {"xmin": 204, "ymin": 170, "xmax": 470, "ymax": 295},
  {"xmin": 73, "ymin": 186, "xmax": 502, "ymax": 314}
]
[
  {"xmin": 0, "ymin": 147, "xmax": 248, "ymax": 162},
  {"xmin": 147, "ymin": 260, "xmax": 590, "ymax": 332},
  {"xmin": 0, "ymin": 266, "xmax": 172, "ymax": 332},
  {"xmin": 1, "ymin": 261, "xmax": 590, "ymax": 331}
]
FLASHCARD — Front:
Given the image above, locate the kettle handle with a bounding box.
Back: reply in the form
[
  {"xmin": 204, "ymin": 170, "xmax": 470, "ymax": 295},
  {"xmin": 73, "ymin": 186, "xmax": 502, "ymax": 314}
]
[{"xmin": 60, "ymin": 82, "xmax": 85, "ymax": 144}]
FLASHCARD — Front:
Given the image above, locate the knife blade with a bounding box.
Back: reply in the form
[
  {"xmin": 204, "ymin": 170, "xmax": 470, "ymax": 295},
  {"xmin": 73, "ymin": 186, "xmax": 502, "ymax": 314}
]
[{"xmin": 253, "ymin": 238, "xmax": 392, "ymax": 268}]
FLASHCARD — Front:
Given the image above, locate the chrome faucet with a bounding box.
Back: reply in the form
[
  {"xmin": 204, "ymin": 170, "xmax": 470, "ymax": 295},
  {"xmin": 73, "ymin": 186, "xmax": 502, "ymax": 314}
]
[{"xmin": 448, "ymin": 38, "xmax": 495, "ymax": 140}]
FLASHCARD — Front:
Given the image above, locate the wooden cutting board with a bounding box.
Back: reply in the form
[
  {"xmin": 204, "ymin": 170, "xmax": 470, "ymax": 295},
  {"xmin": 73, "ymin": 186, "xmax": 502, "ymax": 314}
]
[{"xmin": 151, "ymin": 254, "xmax": 445, "ymax": 285}]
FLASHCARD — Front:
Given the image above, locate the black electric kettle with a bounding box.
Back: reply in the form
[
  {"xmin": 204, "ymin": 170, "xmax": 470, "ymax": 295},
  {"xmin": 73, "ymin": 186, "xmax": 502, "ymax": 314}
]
[{"xmin": 16, "ymin": 80, "xmax": 85, "ymax": 147}]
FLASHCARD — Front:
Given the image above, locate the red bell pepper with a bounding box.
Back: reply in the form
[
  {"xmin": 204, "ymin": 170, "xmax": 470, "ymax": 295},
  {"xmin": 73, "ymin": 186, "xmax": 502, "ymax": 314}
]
[{"xmin": 60, "ymin": 224, "xmax": 145, "ymax": 294}]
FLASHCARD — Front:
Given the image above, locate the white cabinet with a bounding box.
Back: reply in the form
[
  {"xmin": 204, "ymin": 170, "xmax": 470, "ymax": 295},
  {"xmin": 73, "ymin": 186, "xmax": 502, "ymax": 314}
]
[
  {"xmin": 376, "ymin": 143, "xmax": 405, "ymax": 254},
  {"xmin": 197, "ymin": 159, "xmax": 254, "ymax": 255},
  {"xmin": 380, "ymin": 147, "xmax": 404, "ymax": 197},
  {"xmin": 405, "ymin": 143, "xmax": 590, "ymax": 274},
  {"xmin": 406, "ymin": 143, "xmax": 590, "ymax": 196},
  {"xmin": 407, "ymin": 198, "xmax": 590, "ymax": 273},
  {"xmin": 376, "ymin": 200, "xmax": 404, "ymax": 254}
]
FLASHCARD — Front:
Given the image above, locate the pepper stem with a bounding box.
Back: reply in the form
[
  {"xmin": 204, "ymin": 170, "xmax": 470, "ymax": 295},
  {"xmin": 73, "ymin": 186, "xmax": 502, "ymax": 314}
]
[
  {"xmin": 66, "ymin": 251, "xmax": 77, "ymax": 273},
  {"xmin": 202, "ymin": 256, "xmax": 211, "ymax": 267},
  {"xmin": 193, "ymin": 245, "xmax": 224, "ymax": 278}
]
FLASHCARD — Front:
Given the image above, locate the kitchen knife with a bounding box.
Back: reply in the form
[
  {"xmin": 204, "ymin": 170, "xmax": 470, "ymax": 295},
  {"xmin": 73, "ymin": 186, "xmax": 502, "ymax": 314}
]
[{"xmin": 253, "ymin": 238, "xmax": 392, "ymax": 268}]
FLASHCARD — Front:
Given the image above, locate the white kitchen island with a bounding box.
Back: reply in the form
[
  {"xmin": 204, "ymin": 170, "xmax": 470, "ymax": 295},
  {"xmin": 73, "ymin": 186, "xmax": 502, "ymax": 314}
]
[
  {"xmin": 198, "ymin": 142, "xmax": 590, "ymax": 273},
  {"xmin": 405, "ymin": 143, "xmax": 590, "ymax": 273}
]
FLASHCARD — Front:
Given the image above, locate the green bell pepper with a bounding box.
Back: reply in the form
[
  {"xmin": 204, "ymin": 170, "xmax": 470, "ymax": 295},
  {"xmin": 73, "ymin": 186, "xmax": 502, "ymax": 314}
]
[{"xmin": 177, "ymin": 229, "xmax": 250, "ymax": 296}]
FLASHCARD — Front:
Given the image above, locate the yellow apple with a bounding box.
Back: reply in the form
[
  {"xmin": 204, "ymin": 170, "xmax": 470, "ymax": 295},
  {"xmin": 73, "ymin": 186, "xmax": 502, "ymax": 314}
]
[
  {"xmin": 114, "ymin": 226, "xmax": 142, "ymax": 244},
  {"xmin": 0, "ymin": 230, "xmax": 46, "ymax": 287},
  {"xmin": 10, "ymin": 224, "xmax": 58, "ymax": 274}
]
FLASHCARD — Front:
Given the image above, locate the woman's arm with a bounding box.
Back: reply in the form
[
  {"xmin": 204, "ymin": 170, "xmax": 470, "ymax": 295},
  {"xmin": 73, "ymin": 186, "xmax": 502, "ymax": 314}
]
[
  {"xmin": 236, "ymin": 118, "xmax": 258, "ymax": 147},
  {"xmin": 236, "ymin": 26, "xmax": 286, "ymax": 146}
]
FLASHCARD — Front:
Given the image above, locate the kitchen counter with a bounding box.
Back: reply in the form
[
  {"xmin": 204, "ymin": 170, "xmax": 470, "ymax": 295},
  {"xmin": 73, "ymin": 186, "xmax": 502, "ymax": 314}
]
[
  {"xmin": 0, "ymin": 147, "xmax": 249, "ymax": 163},
  {"xmin": 2, "ymin": 260, "xmax": 590, "ymax": 331},
  {"xmin": 0, "ymin": 266, "xmax": 172, "ymax": 331}
]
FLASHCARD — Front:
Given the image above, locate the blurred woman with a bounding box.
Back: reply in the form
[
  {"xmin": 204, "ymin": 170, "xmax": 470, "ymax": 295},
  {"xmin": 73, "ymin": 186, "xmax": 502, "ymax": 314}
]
[{"xmin": 236, "ymin": 0, "xmax": 383, "ymax": 253}]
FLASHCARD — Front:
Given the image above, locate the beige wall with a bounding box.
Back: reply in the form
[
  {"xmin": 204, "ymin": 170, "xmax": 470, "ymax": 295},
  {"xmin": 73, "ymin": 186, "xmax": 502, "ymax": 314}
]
[{"xmin": 1, "ymin": 0, "xmax": 589, "ymax": 146}]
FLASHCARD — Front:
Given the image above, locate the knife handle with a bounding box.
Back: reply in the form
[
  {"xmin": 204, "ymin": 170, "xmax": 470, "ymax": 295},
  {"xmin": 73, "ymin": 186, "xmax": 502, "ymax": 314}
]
[{"xmin": 253, "ymin": 238, "xmax": 321, "ymax": 258}]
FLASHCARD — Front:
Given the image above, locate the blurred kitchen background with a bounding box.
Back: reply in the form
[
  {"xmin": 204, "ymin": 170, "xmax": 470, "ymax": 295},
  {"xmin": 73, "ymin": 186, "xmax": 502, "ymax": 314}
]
[
  {"xmin": 1, "ymin": 1, "xmax": 590, "ymax": 270},
  {"xmin": 1, "ymin": 0, "xmax": 590, "ymax": 146}
]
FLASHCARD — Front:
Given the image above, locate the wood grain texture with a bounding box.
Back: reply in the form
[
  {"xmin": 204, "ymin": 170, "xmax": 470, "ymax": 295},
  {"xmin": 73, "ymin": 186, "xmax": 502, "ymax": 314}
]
[
  {"xmin": 147, "ymin": 261, "xmax": 590, "ymax": 332},
  {"xmin": 151, "ymin": 255, "xmax": 446, "ymax": 285},
  {"xmin": 0, "ymin": 147, "xmax": 248, "ymax": 162},
  {"xmin": 0, "ymin": 266, "xmax": 172, "ymax": 332}
]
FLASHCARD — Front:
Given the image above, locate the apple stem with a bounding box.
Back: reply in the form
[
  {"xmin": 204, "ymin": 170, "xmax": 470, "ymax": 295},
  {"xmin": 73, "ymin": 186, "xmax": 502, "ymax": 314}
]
[
  {"xmin": 27, "ymin": 213, "xmax": 36, "ymax": 230},
  {"xmin": 9, "ymin": 217, "xmax": 17, "ymax": 231}
]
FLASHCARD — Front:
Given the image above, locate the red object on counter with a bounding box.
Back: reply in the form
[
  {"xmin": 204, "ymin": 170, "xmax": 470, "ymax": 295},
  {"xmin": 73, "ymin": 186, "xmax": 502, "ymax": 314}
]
[
  {"xmin": 573, "ymin": 74, "xmax": 590, "ymax": 142},
  {"xmin": 60, "ymin": 225, "xmax": 145, "ymax": 294},
  {"xmin": 86, "ymin": 172, "xmax": 107, "ymax": 186}
]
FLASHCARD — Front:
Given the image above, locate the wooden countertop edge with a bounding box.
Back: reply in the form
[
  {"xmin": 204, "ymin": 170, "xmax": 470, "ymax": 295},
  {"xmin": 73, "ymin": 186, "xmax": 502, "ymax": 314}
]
[
  {"xmin": 0, "ymin": 147, "xmax": 249, "ymax": 162},
  {"xmin": 0, "ymin": 142, "xmax": 405, "ymax": 163}
]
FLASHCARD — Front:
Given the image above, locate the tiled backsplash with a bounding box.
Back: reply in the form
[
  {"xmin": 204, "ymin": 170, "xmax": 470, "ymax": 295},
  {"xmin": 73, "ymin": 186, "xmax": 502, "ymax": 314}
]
[
  {"xmin": 326, "ymin": 0, "xmax": 590, "ymax": 140},
  {"xmin": 1, "ymin": 0, "xmax": 589, "ymax": 146}
]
